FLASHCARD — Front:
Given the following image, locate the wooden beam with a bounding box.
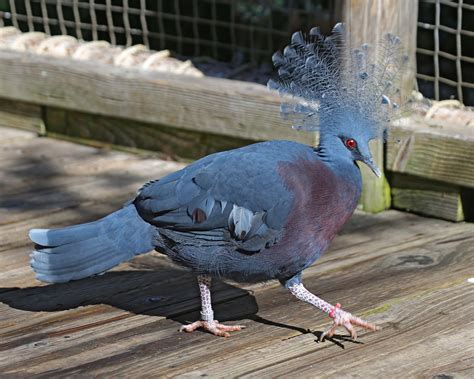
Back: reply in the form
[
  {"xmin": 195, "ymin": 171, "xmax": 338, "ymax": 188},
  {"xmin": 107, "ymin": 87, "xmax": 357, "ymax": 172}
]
[
  {"xmin": 392, "ymin": 188, "xmax": 463, "ymax": 222},
  {"xmin": 343, "ymin": 0, "xmax": 418, "ymax": 98},
  {"xmin": 388, "ymin": 117, "xmax": 474, "ymax": 189},
  {"xmin": 0, "ymin": 50, "xmax": 315, "ymax": 146},
  {"xmin": 390, "ymin": 172, "xmax": 466, "ymax": 222},
  {"xmin": 45, "ymin": 107, "xmax": 254, "ymax": 161},
  {"xmin": 342, "ymin": 0, "xmax": 418, "ymax": 212},
  {"xmin": 358, "ymin": 139, "xmax": 391, "ymax": 213},
  {"xmin": 387, "ymin": 117, "xmax": 474, "ymax": 221},
  {"xmin": 343, "ymin": 0, "xmax": 419, "ymax": 212},
  {"xmin": 0, "ymin": 99, "xmax": 45, "ymax": 134}
]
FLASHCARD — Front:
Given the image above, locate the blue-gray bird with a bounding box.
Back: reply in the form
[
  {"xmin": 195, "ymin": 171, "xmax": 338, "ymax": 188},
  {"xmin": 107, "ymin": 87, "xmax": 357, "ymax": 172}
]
[{"xmin": 29, "ymin": 24, "xmax": 405, "ymax": 339}]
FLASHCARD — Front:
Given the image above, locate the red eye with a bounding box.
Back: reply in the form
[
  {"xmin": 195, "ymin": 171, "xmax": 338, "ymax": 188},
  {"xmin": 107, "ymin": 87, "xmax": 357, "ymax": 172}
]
[{"xmin": 345, "ymin": 138, "xmax": 357, "ymax": 150}]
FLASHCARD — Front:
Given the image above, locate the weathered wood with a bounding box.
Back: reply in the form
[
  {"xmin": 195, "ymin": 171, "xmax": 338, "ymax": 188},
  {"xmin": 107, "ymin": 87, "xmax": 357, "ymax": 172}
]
[
  {"xmin": 0, "ymin": 99, "xmax": 44, "ymax": 134},
  {"xmin": 392, "ymin": 188, "xmax": 463, "ymax": 222},
  {"xmin": 0, "ymin": 50, "xmax": 315, "ymax": 145},
  {"xmin": 45, "ymin": 107, "xmax": 255, "ymax": 161},
  {"xmin": 388, "ymin": 117, "xmax": 474, "ymax": 188},
  {"xmin": 343, "ymin": 0, "xmax": 418, "ymax": 212},
  {"xmin": 358, "ymin": 139, "xmax": 390, "ymax": 213},
  {"xmin": 343, "ymin": 0, "xmax": 419, "ymax": 213},
  {"xmin": 343, "ymin": 0, "xmax": 418, "ymax": 98},
  {"xmin": 387, "ymin": 106, "xmax": 474, "ymax": 221},
  {"xmin": 0, "ymin": 154, "xmax": 184, "ymax": 227},
  {"xmin": 232, "ymin": 285, "xmax": 474, "ymax": 378},
  {"xmin": 0, "ymin": 126, "xmax": 474, "ymax": 377},
  {"xmin": 390, "ymin": 173, "xmax": 465, "ymax": 222},
  {"xmin": 1, "ymin": 218, "xmax": 472, "ymax": 376},
  {"xmin": 2, "ymin": 216, "xmax": 471, "ymax": 377}
]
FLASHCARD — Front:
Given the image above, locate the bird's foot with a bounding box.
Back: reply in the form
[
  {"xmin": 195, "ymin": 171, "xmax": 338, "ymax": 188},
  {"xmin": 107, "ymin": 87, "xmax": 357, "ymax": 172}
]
[
  {"xmin": 180, "ymin": 320, "xmax": 245, "ymax": 337},
  {"xmin": 321, "ymin": 304, "xmax": 380, "ymax": 341}
]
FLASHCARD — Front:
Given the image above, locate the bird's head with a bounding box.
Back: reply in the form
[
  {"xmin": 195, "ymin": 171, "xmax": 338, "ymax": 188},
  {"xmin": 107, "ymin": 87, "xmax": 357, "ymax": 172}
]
[
  {"xmin": 320, "ymin": 115, "xmax": 382, "ymax": 177},
  {"xmin": 268, "ymin": 23, "xmax": 407, "ymax": 179}
]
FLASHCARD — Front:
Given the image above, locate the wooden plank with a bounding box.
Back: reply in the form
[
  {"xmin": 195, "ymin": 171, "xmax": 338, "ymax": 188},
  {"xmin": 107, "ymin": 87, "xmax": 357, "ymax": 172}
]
[
  {"xmin": 160, "ymin": 233, "xmax": 473, "ymax": 377},
  {"xmin": 358, "ymin": 139, "xmax": 390, "ymax": 213},
  {"xmin": 388, "ymin": 109, "xmax": 474, "ymax": 221},
  {"xmin": 146, "ymin": 224, "xmax": 474, "ymax": 377},
  {"xmin": 7, "ymin": 218, "xmax": 468, "ymax": 378},
  {"xmin": 0, "ymin": 158, "xmax": 182, "ymax": 226},
  {"xmin": 390, "ymin": 173, "xmax": 466, "ymax": 222},
  {"xmin": 343, "ymin": 0, "xmax": 418, "ymax": 98},
  {"xmin": 0, "ymin": 147, "xmax": 182, "ymax": 198},
  {"xmin": 392, "ymin": 187, "xmax": 464, "ymax": 222},
  {"xmin": 0, "ymin": 99, "xmax": 44, "ymax": 134},
  {"xmin": 1, "ymin": 208, "xmax": 472, "ymax": 376},
  {"xmin": 45, "ymin": 107, "xmax": 255, "ymax": 161},
  {"xmin": 229, "ymin": 285, "xmax": 474, "ymax": 378},
  {"xmin": 388, "ymin": 117, "xmax": 474, "ymax": 188},
  {"xmin": 390, "ymin": 174, "xmax": 465, "ymax": 222},
  {"xmin": 342, "ymin": 0, "xmax": 419, "ymax": 212},
  {"xmin": 0, "ymin": 50, "xmax": 315, "ymax": 145}
]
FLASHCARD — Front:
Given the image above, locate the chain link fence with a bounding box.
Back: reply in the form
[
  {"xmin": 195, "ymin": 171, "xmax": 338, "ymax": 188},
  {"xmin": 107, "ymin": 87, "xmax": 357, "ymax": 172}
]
[
  {"xmin": 417, "ymin": 0, "xmax": 474, "ymax": 105},
  {"xmin": 0, "ymin": 1, "xmax": 472, "ymax": 104},
  {"xmin": 0, "ymin": 1, "xmax": 339, "ymax": 66}
]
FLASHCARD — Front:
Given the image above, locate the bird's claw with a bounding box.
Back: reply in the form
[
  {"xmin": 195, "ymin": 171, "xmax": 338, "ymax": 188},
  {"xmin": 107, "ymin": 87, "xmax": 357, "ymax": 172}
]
[
  {"xmin": 320, "ymin": 308, "xmax": 380, "ymax": 341},
  {"xmin": 180, "ymin": 320, "xmax": 245, "ymax": 337}
]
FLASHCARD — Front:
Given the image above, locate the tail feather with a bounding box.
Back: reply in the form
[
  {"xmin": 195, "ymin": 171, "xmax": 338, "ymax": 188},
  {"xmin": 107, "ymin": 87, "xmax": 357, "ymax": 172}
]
[
  {"xmin": 29, "ymin": 221, "xmax": 99, "ymax": 247},
  {"xmin": 29, "ymin": 204, "xmax": 156, "ymax": 283},
  {"xmin": 31, "ymin": 237, "xmax": 119, "ymax": 271}
]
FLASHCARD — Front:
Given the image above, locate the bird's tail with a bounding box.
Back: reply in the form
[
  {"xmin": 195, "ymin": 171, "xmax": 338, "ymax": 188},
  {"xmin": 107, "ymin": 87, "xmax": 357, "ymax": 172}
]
[{"xmin": 29, "ymin": 204, "xmax": 156, "ymax": 283}]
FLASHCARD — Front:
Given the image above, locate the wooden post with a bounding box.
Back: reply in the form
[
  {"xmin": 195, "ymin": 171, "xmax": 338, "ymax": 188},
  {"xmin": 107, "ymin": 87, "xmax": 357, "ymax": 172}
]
[{"xmin": 343, "ymin": 0, "xmax": 418, "ymax": 212}]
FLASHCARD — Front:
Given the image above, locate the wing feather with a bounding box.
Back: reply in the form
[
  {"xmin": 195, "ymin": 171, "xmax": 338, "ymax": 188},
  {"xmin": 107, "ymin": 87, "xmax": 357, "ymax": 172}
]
[{"xmin": 134, "ymin": 141, "xmax": 312, "ymax": 253}]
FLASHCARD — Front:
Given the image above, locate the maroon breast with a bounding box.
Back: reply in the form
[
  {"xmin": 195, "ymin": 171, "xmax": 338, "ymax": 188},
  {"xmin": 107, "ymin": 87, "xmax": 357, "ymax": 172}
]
[{"xmin": 274, "ymin": 158, "xmax": 361, "ymax": 275}]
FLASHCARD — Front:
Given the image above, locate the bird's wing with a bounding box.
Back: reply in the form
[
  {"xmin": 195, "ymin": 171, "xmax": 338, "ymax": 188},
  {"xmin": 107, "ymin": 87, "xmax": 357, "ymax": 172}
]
[{"xmin": 134, "ymin": 141, "xmax": 307, "ymax": 253}]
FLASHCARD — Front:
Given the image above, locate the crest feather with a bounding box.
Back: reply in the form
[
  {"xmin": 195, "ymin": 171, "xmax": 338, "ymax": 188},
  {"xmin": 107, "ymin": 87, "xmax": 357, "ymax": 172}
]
[{"xmin": 268, "ymin": 23, "xmax": 408, "ymax": 139}]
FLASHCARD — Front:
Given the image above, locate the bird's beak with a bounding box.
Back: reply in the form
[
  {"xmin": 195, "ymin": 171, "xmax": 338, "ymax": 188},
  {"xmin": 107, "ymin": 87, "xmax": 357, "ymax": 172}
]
[{"xmin": 362, "ymin": 156, "xmax": 382, "ymax": 178}]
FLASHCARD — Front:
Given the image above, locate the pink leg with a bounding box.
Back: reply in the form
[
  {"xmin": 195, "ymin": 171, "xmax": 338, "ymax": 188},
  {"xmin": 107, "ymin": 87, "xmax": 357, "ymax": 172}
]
[
  {"xmin": 180, "ymin": 275, "xmax": 246, "ymax": 337},
  {"xmin": 288, "ymin": 283, "xmax": 380, "ymax": 341}
]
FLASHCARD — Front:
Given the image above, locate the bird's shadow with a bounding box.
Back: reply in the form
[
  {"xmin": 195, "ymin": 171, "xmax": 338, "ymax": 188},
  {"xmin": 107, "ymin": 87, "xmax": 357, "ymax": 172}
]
[
  {"xmin": 0, "ymin": 266, "xmax": 356, "ymax": 348},
  {"xmin": 0, "ymin": 268, "xmax": 244, "ymax": 324},
  {"xmin": 313, "ymin": 331, "xmax": 364, "ymax": 349}
]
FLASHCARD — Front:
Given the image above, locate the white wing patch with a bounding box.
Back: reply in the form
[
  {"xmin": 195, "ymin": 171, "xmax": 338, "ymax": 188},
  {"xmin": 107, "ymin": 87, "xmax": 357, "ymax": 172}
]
[{"xmin": 228, "ymin": 204, "xmax": 267, "ymax": 241}]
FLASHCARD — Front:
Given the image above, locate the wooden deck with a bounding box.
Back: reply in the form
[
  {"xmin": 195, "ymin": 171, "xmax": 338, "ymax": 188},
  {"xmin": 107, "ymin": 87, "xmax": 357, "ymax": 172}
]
[{"xmin": 1, "ymin": 126, "xmax": 473, "ymax": 378}]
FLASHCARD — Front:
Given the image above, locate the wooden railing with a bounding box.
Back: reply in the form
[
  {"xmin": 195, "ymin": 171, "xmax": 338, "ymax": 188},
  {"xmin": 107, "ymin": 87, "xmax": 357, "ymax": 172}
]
[{"xmin": 0, "ymin": 49, "xmax": 472, "ymax": 220}]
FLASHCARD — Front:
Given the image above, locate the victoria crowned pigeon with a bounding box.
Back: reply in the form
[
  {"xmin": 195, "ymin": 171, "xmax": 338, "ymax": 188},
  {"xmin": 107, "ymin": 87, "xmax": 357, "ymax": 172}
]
[{"xmin": 29, "ymin": 24, "xmax": 406, "ymax": 339}]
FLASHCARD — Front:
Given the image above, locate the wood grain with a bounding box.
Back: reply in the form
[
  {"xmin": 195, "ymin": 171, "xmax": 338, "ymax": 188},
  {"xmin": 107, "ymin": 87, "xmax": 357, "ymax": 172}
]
[
  {"xmin": 0, "ymin": 99, "xmax": 44, "ymax": 134},
  {"xmin": 388, "ymin": 118, "xmax": 474, "ymax": 188},
  {"xmin": 392, "ymin": 188, "xmax": 463, "ymax": 222},
  {"xmin": 390, "ymin": 173, "xmax": 465, "ymax": 222},
  {"xmin": 45, "ymin": 107, "xmax": 255, "ymax": 161},
  {"xmin": 343, "ymin": 0, "xmax": 418, "ymax": 98},
  {"xmin": 343, "ymin": 0, "xmax": 419, "ymax": 213}
]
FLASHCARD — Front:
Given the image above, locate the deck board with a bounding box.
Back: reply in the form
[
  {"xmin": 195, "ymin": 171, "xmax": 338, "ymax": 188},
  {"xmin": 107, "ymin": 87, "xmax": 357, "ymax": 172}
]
[{"xmin": 0, "ymin": 126, "xmax": 473, "ymax": 378}]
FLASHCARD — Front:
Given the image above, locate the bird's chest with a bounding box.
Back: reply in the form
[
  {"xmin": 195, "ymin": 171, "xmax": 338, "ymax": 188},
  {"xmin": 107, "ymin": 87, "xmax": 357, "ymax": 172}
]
[{"xmin": 275, "ymin": 159, "xmax": 361, "ymax": 275}]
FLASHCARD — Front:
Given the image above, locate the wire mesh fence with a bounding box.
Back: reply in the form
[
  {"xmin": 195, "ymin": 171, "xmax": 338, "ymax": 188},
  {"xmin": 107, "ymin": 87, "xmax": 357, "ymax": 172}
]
[
  {"xmin": 0, "ymin": 1, "xmax": 472, "ymax": 104},
  {"xmin": 0, "ymin": 0, "xmax": 340, "ymax": 65},
  {"xmin": 417, "ymin": 0, "xmax": 474, "ymax": 105}
]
